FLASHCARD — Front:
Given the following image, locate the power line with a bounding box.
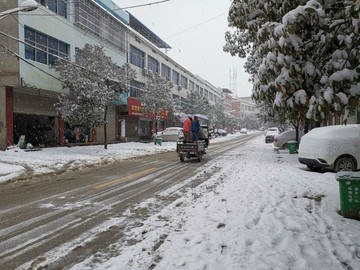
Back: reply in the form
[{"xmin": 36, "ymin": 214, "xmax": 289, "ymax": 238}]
[
  {"xmin": 0, "ymin": 44, "xmax": 62, "ymax": 82},
  {"xmin": 113, "ymin": 0, "xmax": 170, "ymax": 11},
  {"xmin": 165, "ymin": 12, "xmax": 227, "ymax": 40}
]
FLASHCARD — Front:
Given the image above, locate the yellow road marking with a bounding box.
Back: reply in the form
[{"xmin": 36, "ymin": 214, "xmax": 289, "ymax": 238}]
[{"xmin": 94, "ymin": 167, "xmax": 158, "ymax": 189}]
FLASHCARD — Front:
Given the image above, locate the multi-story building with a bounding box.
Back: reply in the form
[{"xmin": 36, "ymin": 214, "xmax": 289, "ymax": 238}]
[
  {"xmin": 238, "ymin": 96, "xmax": 257, "ymax": 117},
  {"xmin": 0, "ymin": 0, "xmax": 222, "ymax": 150},
  {"xmin": 222, "ymin": 88, "xmax": 241, "ymax": 119}
]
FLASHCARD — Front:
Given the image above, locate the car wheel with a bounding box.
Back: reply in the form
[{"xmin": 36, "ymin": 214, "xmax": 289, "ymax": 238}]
[{"xmin": 334, "ymin": 156, "xmax": 356, "ymax": 172}]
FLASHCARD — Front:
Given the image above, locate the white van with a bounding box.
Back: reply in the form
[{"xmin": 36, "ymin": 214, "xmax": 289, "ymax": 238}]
[{"xmin": 298, "ymin": 125, "xmax": 360, "ymax": 172}]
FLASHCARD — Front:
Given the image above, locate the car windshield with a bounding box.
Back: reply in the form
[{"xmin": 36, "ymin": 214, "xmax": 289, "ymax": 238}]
[{"xmin": 164, "ymin": 128, "xmax": 181, "ymax": 133}]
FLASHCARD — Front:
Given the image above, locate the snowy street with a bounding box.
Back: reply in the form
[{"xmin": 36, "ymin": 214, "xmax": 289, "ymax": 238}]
[
  {"xmin": 78, "ymin": 135, "xmax": 359, "ymax": 270},
  {"xmin": 0, "ymin": 133, "xmax": 359, "ymax": 269}
]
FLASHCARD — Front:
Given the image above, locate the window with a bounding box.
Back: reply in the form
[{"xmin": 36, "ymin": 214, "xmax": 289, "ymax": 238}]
[
  {"xmin": 74, "ymin": 0, "xmax": 127, "ymax": 53},
  {"xmin": 37, "ymin": 0, "xmax": 67, "ymax": 18},
  {"xmin": 161, "ymin": 63, "xmax": 171, "ymax": 81},
  {"xmin": 130, "ymin": 80, "xmax": 144, "ymax": 98},
  {"xmin": 130, "ymin": 45, "xmax": 145, "ymax": 68},
  {"xmin": 180, "ymin": 75, "xmax": 188, "ymax": 89},
  {"xmin": 147, "ymin": 56, "xmax": 159, "ymax": 73},
  {"xmin": 25, "ymin": 27, "xmax": 69, "ymax": 65},
  {"xmin": 196, "ymin": 84, "xmax": 200, "ymax": 94},
  {"xmin": 172, "ymin": 70, "xmax": 180, "ymax": 85},
  {"xmin": 200, "ymin": 87, "xmax": 204, "ymax": 96},
  {"xmin": 189, "ymin": 80, "xmax": 194, "ymax": 91}
]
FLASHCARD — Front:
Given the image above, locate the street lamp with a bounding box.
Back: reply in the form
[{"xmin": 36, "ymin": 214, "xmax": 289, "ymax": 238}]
[{"xmin": 0, "ymin": 0, "xmax": 39, "ymax": 20}]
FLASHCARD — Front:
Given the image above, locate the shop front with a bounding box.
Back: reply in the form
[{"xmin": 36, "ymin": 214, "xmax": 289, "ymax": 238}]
[
  {"xmin": 117, "ymin": 96, "xmax": 168, "ymax": 142},
  {"xmin": 9, "ymin": 87, "xmax": 61, "ymax": 147}
]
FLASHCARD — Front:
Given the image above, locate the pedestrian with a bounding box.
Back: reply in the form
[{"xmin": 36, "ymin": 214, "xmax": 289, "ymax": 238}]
[
  {"xmin": 183, "ymin": 116, "xmax": 192, "ymax": 142},
  {"xmin": 191, "ymin": 115, "xmax": 200, "ymax": 142}
]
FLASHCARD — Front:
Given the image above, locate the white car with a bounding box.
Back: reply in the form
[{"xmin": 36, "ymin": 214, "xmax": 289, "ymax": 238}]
[
  {"xmin": 160, "ymin": 127, "xmax": 184, "ymax": 141},
  {"xmin": 298, "ymin": 124, "xmax": 360, "ymax": 172},
  {"xmin": 273, "ymin": 130, "xmax": 304, "ymax": 149},
  {"xmin": 265, "ymin": 127, "xmax": 280, "ymax": 143},
  {"xmin": 240, "ymin": 128, "xmax": 248, "ymax": 134}
]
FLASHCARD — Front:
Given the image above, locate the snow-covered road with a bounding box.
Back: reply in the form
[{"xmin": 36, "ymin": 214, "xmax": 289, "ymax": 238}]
[
  {"xmin": 1, "ymin": 133, "xmax": 359, "ymax": 269},
  {"xmin": 68, "ymin": 135, "xmax": 360, "ymax": 270}
]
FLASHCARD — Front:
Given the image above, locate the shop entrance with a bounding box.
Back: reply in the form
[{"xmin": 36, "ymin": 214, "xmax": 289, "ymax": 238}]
[
  {"xmin": 13, "ymin": 113, "xmax": 56, "ymax": 147},
  {"xmin": 139, "ymin": 120, "xmax": 152, "ymax": 141}
]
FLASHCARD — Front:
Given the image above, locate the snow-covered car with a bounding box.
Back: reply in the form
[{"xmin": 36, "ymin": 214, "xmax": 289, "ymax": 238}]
[
  {"xmin": 265, "ymin": 127, "xmax": 280, "ymax": 143},
  {"xmin": 240, "ymin": 128, "xmax": 248, "ymax": 134},
  {"xmin": 298, "ymin": 124, "xmax": 360, "ymax": 172},
  {"xmin": 273, "ymin": 130, "xmax": 304, "ymax": 149},
  {"xmin": 159, "ymin": 127, "xmax": 184, "ymax": 141}
]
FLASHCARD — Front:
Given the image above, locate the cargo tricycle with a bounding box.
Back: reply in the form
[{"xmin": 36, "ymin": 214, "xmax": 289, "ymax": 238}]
[{"xmin": 176, "ymin": 125, "xmax": 209, "ymax": 162}]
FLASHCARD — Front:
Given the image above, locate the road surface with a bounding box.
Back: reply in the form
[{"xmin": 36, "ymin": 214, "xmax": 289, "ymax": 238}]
[{"xmin": 0, "ymin": 134, "xmax": 259, "ymax": 269}]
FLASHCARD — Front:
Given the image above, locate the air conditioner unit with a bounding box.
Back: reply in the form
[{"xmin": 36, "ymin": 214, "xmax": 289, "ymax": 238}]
[
  {"xmin": 177, "ymin": 85, "xmax": 182, "ymax": 91},
  {"xmin": 142, "ymin": 69, "xmax": 148, "ymax": 76}
]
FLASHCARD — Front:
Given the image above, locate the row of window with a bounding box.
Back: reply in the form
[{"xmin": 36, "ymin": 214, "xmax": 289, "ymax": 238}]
[
  {"xmin": 36, "ymin": 0, "xmax": 67, "ymax": 18},
  {"xmin": 74, "ymin": 0, "xmax": 127, "ymax": 53},
  {"xmin": 24, "ymin": 27, "xmax": 69, "ymax": 65},
  {"xmin": 23, "ymin": 27, "xmax": 217, "ymax": 103},
  {"xmin": 30, "ymin": 1, "xmax": 218, "ymax": 103},
  {"xmin": 129, "ymin": 45, "xmax": 217, "ymax": 103}
]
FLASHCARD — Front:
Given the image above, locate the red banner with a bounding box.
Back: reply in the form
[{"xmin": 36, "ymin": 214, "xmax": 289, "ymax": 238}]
[{"xmin": 127, "ymin": 97, "xmax": 168, "ymax": 119}]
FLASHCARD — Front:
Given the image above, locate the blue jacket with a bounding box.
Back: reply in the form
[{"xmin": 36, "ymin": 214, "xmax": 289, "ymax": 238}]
[{"xmin": 191, "ymin": 119, "xmax": 200, "ymax": 133}]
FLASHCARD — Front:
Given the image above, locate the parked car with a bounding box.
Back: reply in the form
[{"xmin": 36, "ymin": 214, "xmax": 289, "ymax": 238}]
[
  {"xmin": 159, "ymin": 127, "xmax": 184, "ymax": 141},
  {"xmin": 265, "ymin": 127, "xmax": 280, "ymax": 143},
  {"xmin": 298, "ymin": 125, "xmax": 360, "ymax": 172},
  {"xmin": 273, "ymin": 130, "xmax": 304, "ymax": 149},
  {"xmin": 209, "ymin": 129, "xmax": 227, "ymax": 137},
  {"xmin": 240, "ymin": 128, "xmax": 248, "ymax": 134}
]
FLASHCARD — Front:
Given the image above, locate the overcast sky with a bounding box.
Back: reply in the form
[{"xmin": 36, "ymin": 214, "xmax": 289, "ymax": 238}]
[{"xmin": 114, "ymin": 0, "xmax": 253, "ymax": 97}]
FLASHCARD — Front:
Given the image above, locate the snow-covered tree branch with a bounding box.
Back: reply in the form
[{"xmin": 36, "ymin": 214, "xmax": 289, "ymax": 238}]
[
  {"xmin": 225, "ymin": 0, "xmax": 360, "ymax": 128},
  {"xmin": 53, "ymin": 44, "xmax": 136, "ymax": 149}
]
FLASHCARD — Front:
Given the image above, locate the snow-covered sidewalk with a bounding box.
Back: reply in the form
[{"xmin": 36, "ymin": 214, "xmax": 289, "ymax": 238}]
[{"xmin": 0, "ymin": 141, "xmax": 174, "ymax": 183}]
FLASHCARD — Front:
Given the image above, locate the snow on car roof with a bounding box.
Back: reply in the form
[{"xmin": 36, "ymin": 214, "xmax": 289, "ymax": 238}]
[
  {"xmin": 306, "ymin": 124, "xmax": 360, "ymax": 138},
  {"xmin": 299, "ymin": 124, "xmax": 360, "ymax": 159}
]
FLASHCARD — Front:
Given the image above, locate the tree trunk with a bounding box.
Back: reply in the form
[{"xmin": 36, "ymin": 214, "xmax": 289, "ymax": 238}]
[
  {"xmin": 154, "ymin": 114, "xmax": 158, "ymax": 145},
  {"xmin": 104, "ymin": 104, "xmax": 108, "ymax": 150}
]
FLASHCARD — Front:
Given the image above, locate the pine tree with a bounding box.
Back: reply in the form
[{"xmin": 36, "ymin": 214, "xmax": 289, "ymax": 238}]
[{"xmin": 53, "ymin": 44, "xmax": 136, "ymax": 149}]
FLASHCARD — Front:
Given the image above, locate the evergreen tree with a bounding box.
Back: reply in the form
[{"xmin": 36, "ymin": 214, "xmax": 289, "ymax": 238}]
[
  {"xmin": 208, "ymin": 101, "xmax": 227, "ymax": 129},
  {"xmin": 53, "ymin": 44, "xmax": 136, "ymax": 149},
  {"xmin": 225, "ymin": 0, "xmax": 360, "ymax": 128},
  {"xmin": 181, "ymin": 91, "xmax": 210, "ymax": 115}
]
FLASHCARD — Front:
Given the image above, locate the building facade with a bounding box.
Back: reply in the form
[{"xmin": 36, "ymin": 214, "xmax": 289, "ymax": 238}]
[{"xmin": 0, "ymin": 0, "xmax": 222, "ymax": 150}]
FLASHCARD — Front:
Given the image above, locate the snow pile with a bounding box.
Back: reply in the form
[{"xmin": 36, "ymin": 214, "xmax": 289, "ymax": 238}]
[{"xmin": 0, "ymin": 142, "xmax": 174, "ymax": 183}]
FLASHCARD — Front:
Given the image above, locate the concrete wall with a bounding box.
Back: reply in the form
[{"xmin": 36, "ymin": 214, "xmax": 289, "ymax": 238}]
[{"xmin": 0, "ymin": 3, "xmax": 20, "ymax": 150}]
